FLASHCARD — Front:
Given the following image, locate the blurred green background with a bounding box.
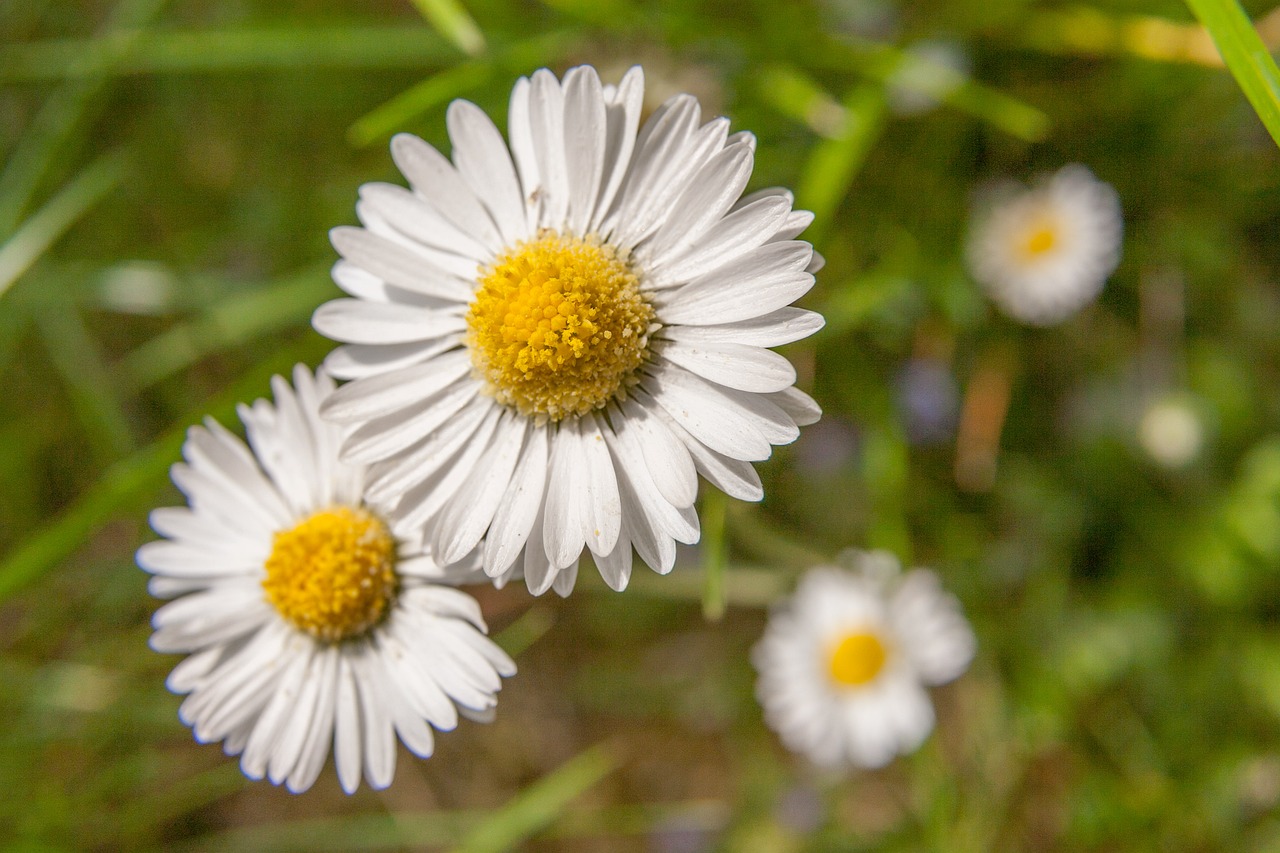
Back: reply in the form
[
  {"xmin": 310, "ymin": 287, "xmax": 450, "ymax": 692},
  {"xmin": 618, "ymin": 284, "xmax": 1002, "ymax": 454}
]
[{"xmin": 4, "ymin": 0, "xmax": 1280, "ymax": 850}]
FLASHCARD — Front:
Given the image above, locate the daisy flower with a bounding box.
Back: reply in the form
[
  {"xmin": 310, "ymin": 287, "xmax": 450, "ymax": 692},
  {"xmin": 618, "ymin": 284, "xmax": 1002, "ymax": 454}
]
[
  {"xmin": 136, "ymin": 365, "xmax": 516, "ymax": 794},
  {"xmin": 312, "ymin": 65, "xmax": 823, "ymax": 596},
  {"xmin": 966, "ymin": 164, "xmax": 1122, "ymax": 326},
  {"xmin": 752, "ymin": 551, "xmax": 974, "ymax": 769}
]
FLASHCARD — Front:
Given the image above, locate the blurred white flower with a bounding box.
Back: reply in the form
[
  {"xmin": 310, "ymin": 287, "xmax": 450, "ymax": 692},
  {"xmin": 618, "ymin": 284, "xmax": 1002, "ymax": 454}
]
[
  {"xmin": 752, "ymin": 551, "xmax": 974, "ymax": 769},
  {"xmin": 312, "ymin": 65, "xmax": 823, "ymax": 597},
  {"xmin": 137, "ymin": 366, "xmax": 514, "ymax": 794},
  {"xmin": 1139, "ymin": 395, "xmax": 1203, "ymax": 468},
  {"xmin": 966, "ymin": 164, "xmax": 1122, "ymax": 325}
]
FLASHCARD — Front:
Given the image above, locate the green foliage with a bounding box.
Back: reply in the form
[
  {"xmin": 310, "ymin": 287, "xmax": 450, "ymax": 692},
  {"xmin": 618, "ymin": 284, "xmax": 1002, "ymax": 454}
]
[{"xmin": 4, "ymin": 0, "xmax": 1280, "ymax": 850}]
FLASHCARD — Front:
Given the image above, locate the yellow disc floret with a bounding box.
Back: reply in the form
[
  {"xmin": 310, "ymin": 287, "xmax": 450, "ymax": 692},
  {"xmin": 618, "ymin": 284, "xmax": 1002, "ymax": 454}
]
[
  {"xmin": 466, "ymin": 231, "xmax": 655, "ymax": 421},
  {"xmin": 828, "ymin": 630, "xmax": 889, "ymax": 687},
  {"xmin": 262, "ymin": 506, "xmax": 398, "ymax": 642},
  {"xmin": 1020, "ymin": 213, "xmax": 1060, "ymax": 258}
]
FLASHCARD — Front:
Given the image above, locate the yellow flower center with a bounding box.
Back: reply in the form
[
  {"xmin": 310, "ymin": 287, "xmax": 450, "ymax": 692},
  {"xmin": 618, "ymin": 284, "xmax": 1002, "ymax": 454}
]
[
  {"xmin": 466, "ymin": 231, "xmax": 655, "ymax": 421},
  {"xmin": 262, "ymin": 506, "xmax": 398, "ymax": 642},
  {"xmin": 1021, "ymin": 219, "xmax": 1059, "ymax": 257},
  {"xmin": 828, "ymin": 630, "xmax": 888, "ymax": 687}
]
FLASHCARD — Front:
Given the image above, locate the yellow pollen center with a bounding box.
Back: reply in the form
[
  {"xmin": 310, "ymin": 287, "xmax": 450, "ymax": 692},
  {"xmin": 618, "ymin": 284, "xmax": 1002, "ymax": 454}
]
[
  {"xmin": 262, "ymin": 506, "xmax": 397, "ymax": 642},
  {"xmin": 1021, "ymin": 222, "xmax": 1058, "ymax": 257},
  {"xmin": 466, "ymin": 231, "xmax": 655, "ymax": 421},
  {"xmin": 828, "ymin": 631, "xmax": 888, "ymax": 687}
]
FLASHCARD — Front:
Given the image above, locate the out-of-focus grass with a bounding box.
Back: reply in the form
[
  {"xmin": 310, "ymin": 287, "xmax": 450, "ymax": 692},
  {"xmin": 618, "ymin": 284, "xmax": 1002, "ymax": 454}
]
[{"xmin": 4, "ymin": 0, "xmax": 1280, "ymax": 851}]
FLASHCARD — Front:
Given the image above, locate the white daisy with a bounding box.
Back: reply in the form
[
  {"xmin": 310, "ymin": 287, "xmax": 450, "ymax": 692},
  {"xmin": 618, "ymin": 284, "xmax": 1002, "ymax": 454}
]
[
  {"xmin": 311, "ymin": 65, "xmax": 824, "ymax": 596},
  {"xmin": 136, "ymin": 365, "xmax": 516, "ymax": 794},
  {"xmin": 752, "ymin": 551, "xmax": 975, "ymax": 769},
  {"xmin": 966, "ymin": 164, "xmax": 1122, "ymax": 326}
]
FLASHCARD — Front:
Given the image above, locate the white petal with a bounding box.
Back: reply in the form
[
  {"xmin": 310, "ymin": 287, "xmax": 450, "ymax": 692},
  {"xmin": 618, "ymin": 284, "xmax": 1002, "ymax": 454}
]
[
  {"xmin": 659, "ymin": 307, "xmax": 824, "ymax": 348},
  {"xmin": 311, "ymin": 299, "xmax": 465, "ymax": 345},
  {"xmin": 483, "ymin": 425, "xmax": 549, "ymax": 577},
  {"xmin": 591, "ymin": 65, "xmax": 644, "ymax": 232},
  {"xmin": 642, "ymin": 364, "xmax": 773, "ymax": 461},
  {"xmin": 507, "ymin": 75, "xmax": 541, "ymax": 229},
  {"xmin": 362, "ymin": 397, "xmax": 490, "ymax": 504},
  {"xmin": 616, "ymin": 396, "xmax": 697, "ymax": 509},
  {"xmin": 286, "ymin": 647, "xmax": 339, "ymax": 794},
  {"xmin": 330, "ymin": 226, "xmax": 475, "ymax": 303},
  {"xmin": 648, "ymin": 400, "xmax": 765, "ymax": 501},
  {"xmin": 447, "ymin": 99, "xmax": 529, "ymax": 246},
  {"xmin": 648, "ymin": 143, "xmax": 754, "ymax": 263},
  {"xmin": 657, "ymin": 340, "xmax": 797, "ymax": 393},
  {"xmin": 562, "ymin": 65, "xmax": 607, "ymax": 235},
  {"xmin": 541, "ymin": 419, "xmax": 588, "ymax": 569},
  {"xmin": 766, "ymin": 386, "xmax": 822, "ymax": 426},
  {"xmin": 356, "ymin": 182, "xmax": 490, "ymax": 267},
  {"xmin": 647, "ymin": 193, "xmax": 793, "ymax": 287},
  {"xmin": 334, "ymin": 654, "xmax": 363, "ymax": 795},
  {"xmin": 528, "ymin": 69, "xmax": 569, "ymax": 229},
  {"xmin": 322, "ymin": 338, "xmax": 443, "ymax": 380},
  {"xmin": 321, "ymin": 350, "xmax": 471, "ymax": 425},
  {"xmin": 389, "ymin": 133, "xmax": 504, "ymax": 254},
  {"xmin": 434, "ymin": 416, "xmax": 528, "ymax": 564},
  {"xmin": 655, "ymin": 241, "xmax": 814, "ymax": 326},
  {"xmin": 579, "ymin": 413, "xmax": 622, "ymax": 558},
  {"xmin": 391, "ymin": 403, "xmax": 505, "ymax": 531},
  {"xmin": 354, "ymin": 647, "xmax": 396, "ymax": 788},
  {"xmin": 341, "ymin": 375, "xmax": 477, "ymax": 464}
]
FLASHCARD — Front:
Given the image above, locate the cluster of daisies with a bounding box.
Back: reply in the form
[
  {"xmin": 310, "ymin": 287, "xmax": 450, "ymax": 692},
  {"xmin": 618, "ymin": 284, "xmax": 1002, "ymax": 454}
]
[{"xmin": 138, "ymin": 65, "xmax": 1124, "ymax": 793}]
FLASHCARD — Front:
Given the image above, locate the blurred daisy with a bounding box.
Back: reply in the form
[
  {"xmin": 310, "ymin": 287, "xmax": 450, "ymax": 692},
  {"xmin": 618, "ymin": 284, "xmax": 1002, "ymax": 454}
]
[
  {"xmin": 312, "ymin": 65, "xmax": 823, "ymax": 596},
  {"xmin": 136, "ymin": 366, "xmax": 515, "ymax": 794},
  {"xmin": 752, "ymin": 551, "xmax": 974, "ymax": 769},
  {"xmin": 966, "ymin": 164, "xmax": 1122, "ymax": 325}
]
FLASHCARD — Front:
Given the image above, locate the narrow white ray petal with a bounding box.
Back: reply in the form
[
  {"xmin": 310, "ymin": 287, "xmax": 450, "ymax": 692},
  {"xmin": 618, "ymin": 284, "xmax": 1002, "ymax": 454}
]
[
  {"xmin": 166, "ymin": 645, "xmax": 221, "ymax": 694},
  {"xmin": 562, "ymin": 66, "xmax": 607, "ymax": 235},
  {"xmin": 362, "ymin": 398, "xmax": 490, "ymax": 504},
  {"xmin": 591, "ymin": 65, "xmax": 644, "ymax": 232},
  {"xmin": 615, "ymin": 396, "xmax": 697, "ymax": 508},
  {"xmin": 603, "ymin": 406, "xmax": 698, "ymax": 544},
  {"xmin": 658, "ymin": 307, "xmax": 825, "ymax": 348},
  {"xmin": 649, "ymin": 403, "xmax": 765, "ymax": 501},
  {"xmin": 407, "ymin": 585, "xmax": 487, "ymax": 631},
  {"xmin": 579, "ymin": 413, "xmax": 622, "ymax": 558},
  {"xmin": 321, "ymin": 350, "xmax": 471, "ymax": 425},
  {"xmin": 438, "ymin": 617, "xmax": 517, "ymax": 677},
  {"xmin": 355, "ymin": 646, "xmax": 396, "ymax": 789},
  {"xmin": 341, "ymin": 377, "xmax": 477, "ymax": 464},
  {"xmin": 447, "ymin": 99, "xmax": 529, "ymax": 245},
  {"xmin": 771, "ymin": 208, "xmax": 815, "ymax": 241},
  {"xmin": 390, "ymin": 133, "xmax": 505, "ymax": 253},
  {"xmin": 642, "ymin": 364, "xmax": 773, "ymax": 461},
  {"xmin": 267, "ymin": 648, "xmax": 325, "ymax": 786},
  {"xmin": 149, "ymin": 505, "xmax": 260, "ymax": 552},
  {"xmin": 267, "ymin": 373, "xmax": 325, "ymax": 513},
  {"xmin": 311, "ymin": 299, "xmax": 465, "ymax": 345},
  {"xmin": 483, "ymin": 424, "xmax": 549, "ymax": 577},
  {"xmin": 286, "ymin": 647, "xmax": 339, "ymax": 793},
  {"xmin": 646, "ymin": 194, "xmax": 792, "ymax": 287},
  {"xmin": 658, "ymin": 340, "xmax": 797, "ymax": 393},
  {"xmin": 552, "ymin": 561, "xmax": 579, "ymax": 597},
  {"xmin": 507, "ymin": 75, "xmax": 542, "ymax": 229},
  {"xmin": 528, "ymin": 69, "xmax": 569, "ymax": 229},
  {"xmin": 391, "ymin": 404, "xmax": 504, "ymax": 531},
  {"xmin": 523, "ymin": 495, "xmax": 557, "ymax": 595},
  {"xmin": 321, "ymin": 338, "xmax": 446, "ymax": 381},
  {"xmin": 542, "ymin": 419, "xmax": 589, "ymax": 569},
  {"xmin": 654, "ymin": 242, "xmax": 814, "ymax": 326},
  {"xmin": 136, "ymin": 540, "xmax": 260, "ymax": 579},
  {"xmin": 330, "ymin": 226, "xmax": 475, "ymax": 303},
  {"xmin": 240, "ymin": 640, "xmax": 311, "ymax": 780},
  {"xmin": 356, "ymin": 181, "xmax": 491, "ymax": 264},
  {"xmin": 648, "ymin": 143, "xmax": 754, "ymax": 262},
  {"xmin": 381, "ymin": 626, "xmax": 459, "ymax": 730},
  {"xmin": 592, "ymin": 528, "xmax": 633, "ymax": 591},
  {"xmin": 434, "ymin": 415, "xmax": 528, "ymax": 564},
  {"xmin": 765, "ymin": 386, "xmax": 822, "ymax": 426},
  {"xmin": 334, "ymin": 654, "xmax": 363, "ymax": 795}
]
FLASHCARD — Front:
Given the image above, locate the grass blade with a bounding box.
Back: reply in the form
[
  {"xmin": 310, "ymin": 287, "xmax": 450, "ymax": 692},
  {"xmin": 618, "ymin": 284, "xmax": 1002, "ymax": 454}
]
[
  {"xmin": 452, "ymin": 743, "xmax": 618, "ymax": 853},
  {"xmin": 0, "ymin": 26, "xmax": 456, "ymax": 79},
  {"xmin": 1185, "ymin": 0, "xmax": 1280, "ymax": 148},
  {"xmin": 795, "ymin": 84, "xmax": 887, "ymax": 243},
  {"xmin": 407, "ymin": 0, "xmax": 486, "ymax": 57},
  {"xmin": 0, "ymin": 151, "xmax": 124, "ymax": 299}
]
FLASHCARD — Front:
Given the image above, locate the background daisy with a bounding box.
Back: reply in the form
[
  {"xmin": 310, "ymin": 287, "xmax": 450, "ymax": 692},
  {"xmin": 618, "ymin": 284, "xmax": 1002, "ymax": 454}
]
[
  {"xmin": 966, "ymin": 164, "xmax": 1122, "ymax": 325},
  {"xmin": 752, "ymin": 552, "xmax": 975, "ymax": 769},
  {"xmin": 312, "ymin": 64, "xmax": 823, "ymax": 596},
  {"xmin": 136, "ymin": 365, "xmax": 516, "ymax": 794}
]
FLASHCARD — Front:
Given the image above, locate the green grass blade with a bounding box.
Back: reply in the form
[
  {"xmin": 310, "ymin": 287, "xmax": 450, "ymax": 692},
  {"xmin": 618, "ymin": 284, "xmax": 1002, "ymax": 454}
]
[
  {"xmin": 0, "ymin": 26, "xmax": 456, "ymax": 79},
  {"xmin": 0, "ymin": 0, "xmax": 165, "ymax": 234},
  {"xmin": 700, "ymin": 488, "xmax": 728, "ymax": 621},
  {"xmin": 1185, "ymin": 0, "xmax": 1280, "ymax": 148},
  {"xmin": 452, "ymin": 743, "xmax": 619, "ymax": 853},
  {"xmin": 407, "ymin": 0, "xmax": 486, "ymax": 57},
  {"xmin": 0, "ymin": 152, "xmax": 124, "ymax": 299}
]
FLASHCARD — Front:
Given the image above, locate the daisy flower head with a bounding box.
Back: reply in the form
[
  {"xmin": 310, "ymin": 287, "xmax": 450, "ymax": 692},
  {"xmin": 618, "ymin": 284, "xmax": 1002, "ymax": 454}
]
[
  {"xmin": 312, "ymin": 65, "xmax": 824, "ymax": 597},
  {"xmin": 752, "ymin": 551, "xmax": 975, "ymax": 770},
  {"xmin": 136, "ymin": 365, "xmax": 516, "ymax": 794},
  {"xmin": 966, "ymin": 164, "xmax": 1122, "ymax": 326}
]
